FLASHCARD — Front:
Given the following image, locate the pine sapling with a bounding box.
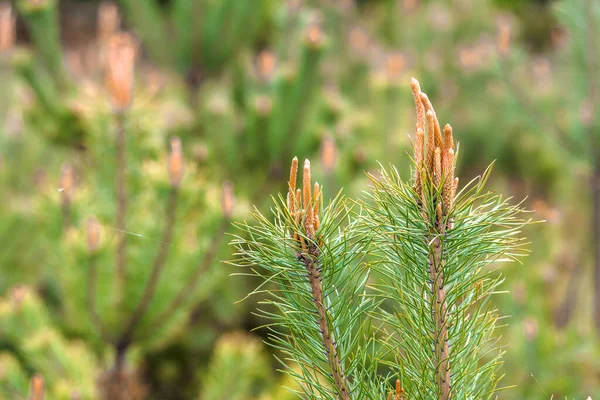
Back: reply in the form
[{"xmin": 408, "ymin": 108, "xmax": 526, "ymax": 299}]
[
  {"xmin": 233, "ymin": 78, "xmax": 530, "ymax": 399},
  {"xmin": 362, "ymin": 78, "xmax": 530, "ymax": 399}
]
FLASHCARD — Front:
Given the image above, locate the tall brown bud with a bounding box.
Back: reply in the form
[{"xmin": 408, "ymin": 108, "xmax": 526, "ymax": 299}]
[
  {"xmin": 303, "ymin": 159, "xmax": 314, "ymax": 237},
  {"xmin": 305, "ymin": 20, "xmax": 325, "ymax": 47},
  {"xmin": 434, "ymin": 147, "xmax": 442, "ymax": 188},
  {"xmin": 443, "ymin": 124, "xmax": 454, "ymax": 154},
  {"xmin": 442, "ymin": 148, "xmax": 455, "ymax": 211},
  {"xmin": 410, "ymin": 77, "xmax": 426, "ymax": 134},
  {"xmin": 221, "ymin": 181, "xmax": 235, "ymax": 218},
  {"xmin": 105, "ymin": 33, "xmax": 136, "ymax": 111},
  {"xmin": 0, "ymin": 3, "xmax": 15, "ymax": 53},
  {"xmin": 255, "ymin": 49, "xmax": 277, "ymax": 81},
  {"xmin": 425, "ymin": 110, "xmax": 436, "ymax": 170},
  {"xmin": 288, "ymin": 157, "xmax": 299, "ymax": 214},
  {"xmin": 30, "ymin": 374, "xmax": 45, "ymax": 400},
  {"xmin": 87, "ymin": 216, "xmax": 100, "ymax": 253},
  {"xmin": 97, "ymin": 2, "xmax": 120, "ymax": 43},
  {"xmin": 414, "ymin": 127, "xmax": 425, "ymax": 196},
  {"xmin": 168, "ymin": 136, "xmax": 184, "ymax": 187},
  {"xmin": 420, "ymin": 92, "xmax": 443, "ymax": 149},
  {"xmin": 497, "ymin": 18, "xmax": 512, "ymax": 56}
]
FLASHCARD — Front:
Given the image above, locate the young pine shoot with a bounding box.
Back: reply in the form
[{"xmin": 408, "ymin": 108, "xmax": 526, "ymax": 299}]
[{"xmin": 233, "ymin": 78, "xmax": 530, "ymax": 400}]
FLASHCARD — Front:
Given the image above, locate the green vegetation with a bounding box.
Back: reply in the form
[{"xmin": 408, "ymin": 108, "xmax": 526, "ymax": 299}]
[{"xmin": 0, "ymin": 0, "xmax": 597, "ymax": 398}]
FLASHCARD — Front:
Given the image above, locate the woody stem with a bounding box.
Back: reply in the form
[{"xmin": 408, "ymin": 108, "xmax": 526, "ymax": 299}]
[
  {"xmin": 303, "ymin": 255, "xmax": 351, "ymax": 400},
  {"xmin": 429, "ymin": 237, "xmax": 450, "ymax": 399}
]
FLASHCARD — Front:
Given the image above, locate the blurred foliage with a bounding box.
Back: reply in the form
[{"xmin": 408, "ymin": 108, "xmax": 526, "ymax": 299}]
[
  {"xmin": 0, "ymin": 0, "xmax": 597, "ymax": 398},
  {"xmin": 0, "ymin": 286, "xmax": 99, "ymax": 399}
]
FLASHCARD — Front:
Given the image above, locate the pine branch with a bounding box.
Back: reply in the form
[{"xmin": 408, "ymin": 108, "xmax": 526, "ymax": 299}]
[
  {"xmin": 302, "ymin": 254, "xmax": 350, "ymax": 400},
  {"xmin": 361, "ymin": 78, "xmax": 530, "ymax": 399},
  {"xmin": 429, "ymin": 237, "xmax": 450, "ymax": 399},
  {"xmin": 114, "ymin": 109, "xmax": 128, "ymax": 308},
  {"xmin": 232, "ymin": 158, "xmax": 382, "ymax": 399},
  {"xmin": 233, "ymin": 78, "xmax": 530, "ymax": 399}
]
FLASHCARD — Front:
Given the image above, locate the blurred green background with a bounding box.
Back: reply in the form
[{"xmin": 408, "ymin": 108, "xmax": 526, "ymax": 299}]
[{"xmin": 0, "ymin": 0, "xmax": 599, "ymax": 398}]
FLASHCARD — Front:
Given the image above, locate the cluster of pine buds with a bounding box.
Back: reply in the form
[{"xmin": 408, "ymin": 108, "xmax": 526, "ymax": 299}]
[
  {"xmin": 410, "ymin": 78, "xmax": 458, "ymax": 231},
  {"xmin": 287, "ymin": 157, "xmax": 321, "ymax": 254}
]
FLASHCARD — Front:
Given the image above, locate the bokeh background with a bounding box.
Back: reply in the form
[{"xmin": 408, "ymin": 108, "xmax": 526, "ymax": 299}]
[{"xmin": 0, "ymin": 0, "xmax": 598, "ymax": 398}]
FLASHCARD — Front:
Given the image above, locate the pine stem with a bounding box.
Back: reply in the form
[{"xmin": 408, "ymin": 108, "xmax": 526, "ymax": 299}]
[
  {"xmin": 302, "ymin": 255, "xmax": 351, "ymax": 400},
  {"xmin": 115, "ymin": 112, "xmax": 127, "ymax": 307},
  {"xmin": 429, "ymin": 237, "xmax": 450, "ymax": 399},
  {"xmin": 142, "ymin": 218, "xmax": 229, "ymax": 338},
  {"xmin": 120, "ymin": 189, "xmax": 179, "ymax": 342}
]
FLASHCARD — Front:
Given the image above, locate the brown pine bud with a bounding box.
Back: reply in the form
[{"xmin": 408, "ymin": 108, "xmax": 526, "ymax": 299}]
[
  {"xmin": 255, "ymin": 49, "xmax": 277, "ymax": 81},
  {"xmin": 320, "ymin": 134, "xmax": 336, "ymax": 174},
  {"xmin": 305, "ymin": 20, "xmax": 325, "ymax": 47},
  {"xmin": 425, "ymin": 110, "xmax": 436, "ymax": 170},
  {"xmin": 30, "ymin": 374, "xmax": 44, "ymax": 400},
  {"xmin": 410, "ymin": 77, "xmax": 426, "ymax": 133},
  {"xmin": 221, "ymin": 181, "xmax": 235, "ymax": 218},
  {"xmin": 303, "ymin": 159, "xmax": 314, "ymax": 237},
  {"xmin": 442, "ymin": 124, "xmax": 454, "ymax": 153},
  {"xmin": 414, "ymin": 127, "xmax": 425, "ymax": 195},
  {"xmin": 87, "ymin": 216, "xmax": 100, "ymax": 253},
  {"xmin": 296, "ymin": 188, "xmax": 307, "ymax": 252},
  {"xmin": 497, "ymin": 18, "xmax": 512, "ymax": 56},
  {"xmin": 434, "ymin": 147, "xmax": 442, "ymax": 188},
  {"xmin": 97, "ymin": 2, "xmax": 120, "ymax": 43},
  {"xmin": 60, "ymin": 164, "xmax": 75, "ymax": 205},
  {"xmin": 420, "ymin": 92, "xmax": 443, "ymax": 149},
  {"xmin": 442, "ymin": 148, "xmax": 455, "ymax": 211},
  {"xmin": 105, "ymin": 33, "xmax": 136, "ymax": 111},
  {"xmin": 289, "ymin": 157, "xmax": 298, "ymax": 198},
  {"xmin": 168, "ymin": 136, "xmax": 184, "ymax": 187},
  {"xmin": 0, "ymin": 3, "xmax": 15, "ymax": 53}
]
